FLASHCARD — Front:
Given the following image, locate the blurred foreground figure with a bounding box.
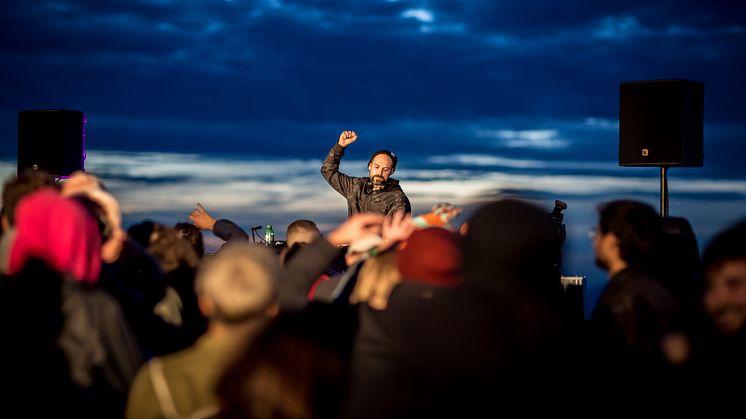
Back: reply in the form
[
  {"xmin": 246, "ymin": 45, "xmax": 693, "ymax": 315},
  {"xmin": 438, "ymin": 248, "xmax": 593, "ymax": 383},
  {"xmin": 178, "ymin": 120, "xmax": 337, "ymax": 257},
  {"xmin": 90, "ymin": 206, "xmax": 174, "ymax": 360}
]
[
  {"xmin": 127, "ymin": 243, "xmax": 279, "ymax": 419},
  {"xmin": 1, "ymin": 188, "xmax": 141, "ymax": 418},
  {"xmin": 693, "ymin": 219, "xmax": 746, "ymax": 371}
]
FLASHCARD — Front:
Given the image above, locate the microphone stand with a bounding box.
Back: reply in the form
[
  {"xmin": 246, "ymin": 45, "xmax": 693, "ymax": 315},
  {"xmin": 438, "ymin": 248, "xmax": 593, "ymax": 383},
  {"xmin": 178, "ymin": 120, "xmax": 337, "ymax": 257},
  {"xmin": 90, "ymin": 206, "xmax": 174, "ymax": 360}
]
[{"xmin": 250, "ymin": 225, "xmax": 262, "ymax": 245}]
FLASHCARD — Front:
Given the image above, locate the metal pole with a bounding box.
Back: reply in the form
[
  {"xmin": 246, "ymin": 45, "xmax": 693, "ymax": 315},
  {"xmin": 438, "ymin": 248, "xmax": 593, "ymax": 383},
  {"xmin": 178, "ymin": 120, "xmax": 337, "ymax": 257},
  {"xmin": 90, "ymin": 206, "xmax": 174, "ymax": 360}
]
[{"xmin": 660, "ymin": 166, "xmax": 669, "ymax": 217}]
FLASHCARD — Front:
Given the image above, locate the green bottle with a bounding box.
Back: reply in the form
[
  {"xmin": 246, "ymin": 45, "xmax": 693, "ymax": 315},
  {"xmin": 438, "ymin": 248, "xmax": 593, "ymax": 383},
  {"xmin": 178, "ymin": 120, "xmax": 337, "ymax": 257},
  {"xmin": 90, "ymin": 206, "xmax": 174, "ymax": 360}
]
[{"xmin": 264, "ymin": 224, "xmax": 274, "ymax": 246}]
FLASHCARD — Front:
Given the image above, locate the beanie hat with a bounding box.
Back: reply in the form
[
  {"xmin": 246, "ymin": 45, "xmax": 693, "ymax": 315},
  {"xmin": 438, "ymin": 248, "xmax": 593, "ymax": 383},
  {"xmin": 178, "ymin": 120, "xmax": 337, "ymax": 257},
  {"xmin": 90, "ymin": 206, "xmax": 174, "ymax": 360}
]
[
  {"xmin": 397, "ymin": 227, "xmax": 462, "ymax": 287},
  {"xmin": 8, "ymin": 188, "xmax": 102, "ymax": 284},
  {"xmin": 368, "ymin": 150, "xmax": 398, "ymax": 172}
]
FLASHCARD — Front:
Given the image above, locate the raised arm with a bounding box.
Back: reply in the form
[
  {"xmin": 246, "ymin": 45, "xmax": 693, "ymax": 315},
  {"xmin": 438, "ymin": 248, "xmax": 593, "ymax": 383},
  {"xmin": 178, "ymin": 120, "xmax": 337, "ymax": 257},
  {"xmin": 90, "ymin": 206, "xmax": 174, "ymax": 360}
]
[
  {"xmin": 189, "ymin": 203, "xmax": 248, "ymax": 242},
  {"xmin": 278, "ymin": 213, "xmax": 385, "ymax": 309},
  {"xmin": 320, "ymin": 130, "xmax": 358, "ymax": 197}
]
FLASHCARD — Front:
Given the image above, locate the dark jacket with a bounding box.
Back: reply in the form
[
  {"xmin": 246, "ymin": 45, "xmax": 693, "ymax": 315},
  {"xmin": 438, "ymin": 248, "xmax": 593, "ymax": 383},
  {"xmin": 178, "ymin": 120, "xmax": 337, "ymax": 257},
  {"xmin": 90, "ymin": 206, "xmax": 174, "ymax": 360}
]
[
  {"xmin": 2, "ymin": 260, "xmax": 143, "ymax": 418},
  {"xmin": 589, "ymin": 267, "xmax": 682, "ymax": 371},
  {"xmin": 321, "ymin": 144, "xmax": 411, "ymax": 217},
  {"xmin": 213, "ymin": 219, "xmax": 249, "ymax": 242}
]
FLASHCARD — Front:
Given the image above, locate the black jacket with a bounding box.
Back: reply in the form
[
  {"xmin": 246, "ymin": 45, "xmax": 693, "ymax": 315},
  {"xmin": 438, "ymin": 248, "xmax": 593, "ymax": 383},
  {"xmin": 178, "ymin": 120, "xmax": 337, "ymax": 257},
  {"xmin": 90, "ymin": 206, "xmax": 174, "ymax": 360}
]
[
  {"xmin": 321, "ymin": 144, "xmax": 411, "ymax": 217},
  {"xmin": 589, "ymin": 267, "xmax": 682, "ymax": 371}
]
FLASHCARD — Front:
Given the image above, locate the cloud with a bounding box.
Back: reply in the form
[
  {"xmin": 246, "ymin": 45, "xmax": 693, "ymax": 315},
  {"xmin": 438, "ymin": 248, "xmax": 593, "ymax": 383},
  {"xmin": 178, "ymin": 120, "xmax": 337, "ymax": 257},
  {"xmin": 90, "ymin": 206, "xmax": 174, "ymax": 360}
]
[
  {"xmin": 2, "ymin": 0, "xmax": 746, "ymax": 145},
  {"xmin": 401, "ymin": 9, "xmax": 434, "ymax": 23},
  {"xmin": 583, "ymin": 117, "xmax": 618, "ymax": 130},
  {"xmin": 425, "ymin": 154, "xmax": 618, "ymax": 171},
  {"xmin": 593, "ymin": 15, "xmax": 649, "ymax": 39},
  {"xmin": 4, "ymin": 150, "xmax": 744, "ymax": 223},
  {"xmin": 476, "ymin": 129, "xmax": 569, "ymax": 149}
]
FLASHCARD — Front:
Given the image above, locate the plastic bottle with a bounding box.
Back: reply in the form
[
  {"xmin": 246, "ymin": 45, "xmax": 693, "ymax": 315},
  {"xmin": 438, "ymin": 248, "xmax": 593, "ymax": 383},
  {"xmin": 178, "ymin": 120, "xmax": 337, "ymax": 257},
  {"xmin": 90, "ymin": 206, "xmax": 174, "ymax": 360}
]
[{"xmin": 264, "ymin": 224, "xmax": 274, "ymax": 246}]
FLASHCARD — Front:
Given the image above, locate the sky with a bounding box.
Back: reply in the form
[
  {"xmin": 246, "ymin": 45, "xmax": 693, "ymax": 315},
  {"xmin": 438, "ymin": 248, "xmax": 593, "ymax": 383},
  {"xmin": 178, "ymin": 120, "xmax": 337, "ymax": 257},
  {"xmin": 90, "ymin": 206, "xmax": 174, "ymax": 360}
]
[
  {"xmin": 2, "ymin": 0, "xmax": 745, "ymax": 159},
  {"xmin": 2, "ymin": 0, "xmax": 746, "ymax": 315}
]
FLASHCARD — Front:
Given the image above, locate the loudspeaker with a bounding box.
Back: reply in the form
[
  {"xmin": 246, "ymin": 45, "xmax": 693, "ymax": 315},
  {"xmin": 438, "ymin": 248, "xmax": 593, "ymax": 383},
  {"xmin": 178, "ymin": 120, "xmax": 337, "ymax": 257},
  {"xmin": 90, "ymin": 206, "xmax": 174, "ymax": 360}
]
[
  {"xmin": 17, "ymin": 109, "xmax": 86, "ymax": 176},
  {"xmin": 619, "ymin": 79, "xmax": 704, "ymax": 167}
]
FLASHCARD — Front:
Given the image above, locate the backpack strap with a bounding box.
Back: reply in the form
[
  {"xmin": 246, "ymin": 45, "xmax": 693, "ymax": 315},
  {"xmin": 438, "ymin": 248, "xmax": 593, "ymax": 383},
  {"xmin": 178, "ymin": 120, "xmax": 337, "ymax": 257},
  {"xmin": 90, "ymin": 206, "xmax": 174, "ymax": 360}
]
[{"xmin": 148, "ymin": 358, "xmax": 179, "ymax": 419}]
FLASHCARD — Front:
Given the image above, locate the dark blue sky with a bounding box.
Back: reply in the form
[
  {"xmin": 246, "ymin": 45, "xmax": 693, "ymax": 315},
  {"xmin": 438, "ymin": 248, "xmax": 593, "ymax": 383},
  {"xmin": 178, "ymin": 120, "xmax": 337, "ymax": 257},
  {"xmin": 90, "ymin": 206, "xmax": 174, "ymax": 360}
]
[{"xmin": 1, "ymin": 0, "xmax": 745, "ymax": 171}]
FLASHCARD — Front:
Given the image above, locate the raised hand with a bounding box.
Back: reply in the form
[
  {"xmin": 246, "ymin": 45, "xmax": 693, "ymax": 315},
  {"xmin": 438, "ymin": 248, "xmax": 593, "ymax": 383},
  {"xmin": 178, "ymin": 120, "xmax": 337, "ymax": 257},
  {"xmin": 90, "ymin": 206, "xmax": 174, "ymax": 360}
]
[
  {"xmin": 190, "ymin": 203, "xmax": 216, "ymax": 231},
  {"xmin": 338, "ymin": 130, "xmax": 358, "ymax": 147},
  {"xmin": 326, "ymin": 213, "xmax": 385, "ymax": 247},
  {"xmin": 380, "ymin": 211, "xmax": 414, "ymax": 251}
]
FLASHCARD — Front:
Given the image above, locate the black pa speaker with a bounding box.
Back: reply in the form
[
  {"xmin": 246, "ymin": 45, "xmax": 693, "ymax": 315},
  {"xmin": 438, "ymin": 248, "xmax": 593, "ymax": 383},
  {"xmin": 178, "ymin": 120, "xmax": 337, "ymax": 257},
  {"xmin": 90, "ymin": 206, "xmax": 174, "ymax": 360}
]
[
  {"xmin": 619, "ymin": 80, "xmax": 704, "ymax": 167},
  {"xmin": 17, "ymin": 109, "xmax": 86, "ymax": 176}
]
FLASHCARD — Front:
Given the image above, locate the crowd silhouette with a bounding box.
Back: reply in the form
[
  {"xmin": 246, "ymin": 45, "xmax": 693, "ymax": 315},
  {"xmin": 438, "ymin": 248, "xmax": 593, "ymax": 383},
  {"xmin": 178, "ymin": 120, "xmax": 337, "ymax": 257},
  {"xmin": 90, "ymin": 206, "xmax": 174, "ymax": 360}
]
[{"xmin": 1, "ymin": 167, "xmax": 744, "ymax": 417}]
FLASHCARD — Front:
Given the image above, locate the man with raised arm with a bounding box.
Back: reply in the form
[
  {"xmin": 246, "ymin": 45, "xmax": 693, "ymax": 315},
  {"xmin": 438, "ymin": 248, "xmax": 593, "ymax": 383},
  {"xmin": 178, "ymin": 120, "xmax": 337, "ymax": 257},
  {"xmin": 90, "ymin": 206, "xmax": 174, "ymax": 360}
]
[{"xmin": 321, "ymin": 130, "xmax": 411, "ymax": 217}]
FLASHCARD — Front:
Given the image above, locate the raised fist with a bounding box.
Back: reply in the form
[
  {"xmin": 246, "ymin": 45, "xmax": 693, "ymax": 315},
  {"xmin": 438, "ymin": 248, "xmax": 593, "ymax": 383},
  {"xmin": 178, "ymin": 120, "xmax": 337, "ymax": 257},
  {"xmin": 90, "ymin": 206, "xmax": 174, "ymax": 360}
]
[{"xmin": 338, "ymin": 130, "xmax": 358, "ymax": 147}]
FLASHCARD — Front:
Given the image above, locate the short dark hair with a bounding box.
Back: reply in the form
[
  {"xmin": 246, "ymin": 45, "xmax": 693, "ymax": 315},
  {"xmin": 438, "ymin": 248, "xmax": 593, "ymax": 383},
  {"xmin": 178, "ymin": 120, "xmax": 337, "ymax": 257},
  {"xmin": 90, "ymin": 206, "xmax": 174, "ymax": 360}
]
[
  {"xmin": 368, "ymin": 150, "xmax": 398, "ymax": 172},
  {"xmin": 598, "ymin": 200, "xmax": 661, "ymax": 268}
]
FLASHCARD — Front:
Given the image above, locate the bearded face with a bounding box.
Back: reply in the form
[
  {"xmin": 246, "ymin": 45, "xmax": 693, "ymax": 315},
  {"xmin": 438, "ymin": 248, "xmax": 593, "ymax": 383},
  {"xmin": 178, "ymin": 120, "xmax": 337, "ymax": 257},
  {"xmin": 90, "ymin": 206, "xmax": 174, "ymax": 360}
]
[
  {"xmin": 704, "ymin": 260, "xmax": 746, "ymax": 335},
  {"xmin": 368, "ymin": 154, "xmax": 394, "ymax": 187}
]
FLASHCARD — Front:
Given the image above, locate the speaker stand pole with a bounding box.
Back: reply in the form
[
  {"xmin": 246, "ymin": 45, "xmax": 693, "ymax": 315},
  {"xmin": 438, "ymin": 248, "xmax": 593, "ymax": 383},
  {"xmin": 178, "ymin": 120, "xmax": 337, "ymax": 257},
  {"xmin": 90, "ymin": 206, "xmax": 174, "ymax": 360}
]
[{"xmin": 660, "ymin": 166, "xmax": 669, "ymax": 217}]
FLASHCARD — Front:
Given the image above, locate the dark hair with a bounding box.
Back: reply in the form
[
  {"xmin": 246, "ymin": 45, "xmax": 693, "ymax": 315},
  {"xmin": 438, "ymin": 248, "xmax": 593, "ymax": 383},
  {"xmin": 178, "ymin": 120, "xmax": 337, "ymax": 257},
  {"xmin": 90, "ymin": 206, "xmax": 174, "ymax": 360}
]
[
  {"xmin": 1, "ymin": 169, "xmax": 57, "ymax": 226},
  {"xmin": 702, "ymin": 218, "xmax": 746, "ymax": 274},
  {"xmin": 175, "ymin": 222, "xmax": 205, "ymax": 258},
  {"xmin": 598, "ymin": 200, "xmax": 661, "ymax": 268},
  {"xmin": 368, "ymin": 150, "xmax": 398, "ymax": 172},
  {"xmin": 280, "ymin": 242, "xmax": 306, "ymax": 267},
  {"xmin": 127, "ymin": 220, "xmax": 156, "ymax": 249},
  {"xmin": 147, "ymin": 224, "xmax": 200, "ymax": 273},
  {"xmin": 217, "ymin": 304, "xmax": 355, "ymax": 419},
  {"xmin": 463, "ymin": 199, "xmax": 560, "ymax": 296}
]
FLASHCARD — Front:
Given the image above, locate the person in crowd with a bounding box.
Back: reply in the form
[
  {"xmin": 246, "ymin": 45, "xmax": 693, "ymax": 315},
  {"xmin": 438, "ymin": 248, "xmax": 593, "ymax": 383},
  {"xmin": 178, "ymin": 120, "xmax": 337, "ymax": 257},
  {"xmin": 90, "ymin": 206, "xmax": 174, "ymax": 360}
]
[
  {"xmin": 588, "ymin": 199, "xmax": 684, "ymax": 371},
  {"xmin": 309, "ymin": 211, "xmax": 413, "ymax": 303},
  {"xmin": 275, "ymin": 213, "xmax": 388, "ymax": 310},
  {"xmin": 1, "ymin": 187, "xmax": 141, "ymax": 418},
  {"xmin": 308, "ymin": 232, "xmax": 382, "ymax": 303},
  {"xmin": 286, "ymin": 219, "xmax": 321, "ymax": 248},
  {"xmin": 145, "ymin": 223, "xmax": 207, "ymax": 353},
  {"xmin": 126, "ymin": 243, "xmax": 280, "ymax": 419},
  {"xmin": 458, "ymin": 199, "xmax": 578, "ymax": 406},
  {"xmin": 279, "ymin": 219, "xmax": 322, "ymax": 266},
  {"xmin": 693, "ymin": 219, "xmax": 746, "ymax": 371},
  {"xmin": 345, "ymin": 226, "xmax": 467, "ymax": 418},
  {"xmin": 216, "ymin": 303, "xmax": 356, "ymax": 419},
  {"xmin": 60, "ymin": 171, "xmax": 127, "ymax": 264},
  {"xmin": 349, "ymin": 250, "xmax": 401, "ymax": 310},
  {"xmin": 321, "ymin": 130, "xmax": 410, "ymax": 217}
]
